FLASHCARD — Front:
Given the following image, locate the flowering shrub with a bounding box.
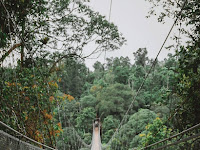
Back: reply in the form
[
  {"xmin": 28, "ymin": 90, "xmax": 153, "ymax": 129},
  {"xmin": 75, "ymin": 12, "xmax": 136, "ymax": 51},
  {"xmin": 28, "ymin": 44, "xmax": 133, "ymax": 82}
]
[
  {"xmin": 138, "ymin": 117, "xmax": 172, "ymax": 149},
  {"xmin": 0, "ymin": 66, "xmax": 74, "ymax": 147}
]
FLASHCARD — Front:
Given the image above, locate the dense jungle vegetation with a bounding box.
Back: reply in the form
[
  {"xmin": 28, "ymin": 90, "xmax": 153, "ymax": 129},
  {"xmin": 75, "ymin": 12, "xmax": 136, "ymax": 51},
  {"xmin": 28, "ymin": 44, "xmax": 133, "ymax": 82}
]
[{"xmin": 0, "ymin": 0, "xmax": 200, "ymax": 149}]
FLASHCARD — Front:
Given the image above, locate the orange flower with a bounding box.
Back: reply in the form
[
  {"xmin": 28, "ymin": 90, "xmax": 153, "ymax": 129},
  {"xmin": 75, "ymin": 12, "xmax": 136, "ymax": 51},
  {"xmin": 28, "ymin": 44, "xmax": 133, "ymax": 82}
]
[
  {"xmin": 67, "ymin": 95, "xmax": 74, "ymax": 101},
  {"xmin": 50, "ymin": 131, "xmax": 55, "ymax": 136},
  {"xmin": 42, "ymin": 109, "xmax": 47, "ymax": 114},
  {"xmin": 25, "ymin": 97, "xmax": 30, "ymax": 101},
  {"xmin": 57, "ymin": 122, "xmax": 62, "ymax": 128},
  {"xmin": 55, "ymin": 130, "xmax": 60, "ymax": 134},
  {"xmin": 5, "ymin": 82, "xmax": 12, "ymax": 87},
  {"xmin": 58, "ymin": 78, "xmax": 62, "ymax": 82},
  {"xmin": 48, "ymin": 81, "xmax": 58, "ymax": 88},
  {"xmin": 24, "ymin": 86, "xmax": 29, "ymax": 89},
  {"xmin": 54, "ymin": 82, "xmax": 58, "ymax": 88},
  {"xmin": 62, "ymin": 94, "xmax": 67, "ymax": 99},
  {"xmin": 49, "ymin": 96, "xmax": 55, "ymax": 102},
  {"xmin": 32, "ymin": 84, "xmax": 37, "ymax": 88},
  {"xmin": 45, "ymin": 114, "xmax": 53, "ymax": 120}
]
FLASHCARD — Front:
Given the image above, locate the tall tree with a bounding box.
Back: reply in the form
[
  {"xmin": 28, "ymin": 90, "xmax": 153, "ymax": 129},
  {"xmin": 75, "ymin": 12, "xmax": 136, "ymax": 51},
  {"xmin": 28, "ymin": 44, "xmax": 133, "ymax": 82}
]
[
  {"xmin": 97, "ymin": 83, "xmax": 133, "ymax": 120},
  {"xmin": 174, "ymin": 46, "xmax": 200, "ymax": 129},
  {"xmin": 146, "ymin": 0, "xmax": 200, "ymax": 129},
  {"xmin": 58, "ymin": 58, "xmax": 88, "ymax": 98},
  {"xmin": 133, "ymin": 48, "xmax": 148, "ymax": 67},
  {"xmin": 0, "ymin": 0, "xmax": 126, "ymax": 72}
]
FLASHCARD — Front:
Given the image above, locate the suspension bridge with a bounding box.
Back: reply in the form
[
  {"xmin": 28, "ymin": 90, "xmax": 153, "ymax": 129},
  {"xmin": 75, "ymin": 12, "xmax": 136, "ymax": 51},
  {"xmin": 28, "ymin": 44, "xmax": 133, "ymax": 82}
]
[
  {"xmin": 1, "ymin": 117, "xmax": 200, "ymax": 150},
  {"xmin": 1, "ymin": 0, "xmax": 200, "ymax": 149}
]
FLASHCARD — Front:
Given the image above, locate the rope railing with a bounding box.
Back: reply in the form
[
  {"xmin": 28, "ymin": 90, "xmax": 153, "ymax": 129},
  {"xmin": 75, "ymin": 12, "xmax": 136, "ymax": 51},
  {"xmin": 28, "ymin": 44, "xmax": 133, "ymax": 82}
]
[
  {"xmin": 140, "ymin": 123, "xmax": 200, "ymax": 150},
  {"xmin": 153, "ymin": 133, "xmax": 200, "ymax": 150}
]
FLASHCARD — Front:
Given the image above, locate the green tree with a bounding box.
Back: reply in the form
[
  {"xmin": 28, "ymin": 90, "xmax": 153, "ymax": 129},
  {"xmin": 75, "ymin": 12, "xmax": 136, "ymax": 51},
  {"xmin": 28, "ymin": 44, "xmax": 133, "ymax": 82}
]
[
  {"xmin": 120, "ymin": 109, "xmax": 157, "ymax": 149},
  {"xmin": 80, "ymin": 95, "xmax": 97, "ymax": 109},
  {"xmin": 138, "ymin": 117, "xmax": 172, "ymax": 149},
  {"xmin": 93, "ymin": 61, "xmax": 105, "ymax": 80},
  {"xmin": 146, "ymin": 0, "xmax": 200, "ymax": 46},
  {"xmin": 107, "ymin": 109, "xmax": 156, "ymax": 150},
  {"xmin": 76, "ymin": 107, "xmax": 96, "ymax": 134},
  {"xmin": 133, "ymin": 48, "xmax": 148, "ymax": 67},
  {"xmin": 146, "ymin": 0, "xmax": 200, "ymax": 130},
  {"xmin": 58, "ymin": 58, "xmax": 88, "ymax": 98},
  {"xmin": 113, "ymin": 66, "xmax": 130, "ymax": 84},
  {"xmin": 174, "ymin": 46, "xmax": 200, "ymax": 129},
  {"xmin": 0, "ymin": 0, "xmax": 126, "ymax": 71},
  {"xmin": 0, "ymin": 65, "xmax": 63, "ymax": 146},
  {"xmin": 97, "ymin": 83, "xmax": 133, "ymax": 120},
  {"xmin": 102, "ymin": 115, "xmax": 120, "ymax": 143}
]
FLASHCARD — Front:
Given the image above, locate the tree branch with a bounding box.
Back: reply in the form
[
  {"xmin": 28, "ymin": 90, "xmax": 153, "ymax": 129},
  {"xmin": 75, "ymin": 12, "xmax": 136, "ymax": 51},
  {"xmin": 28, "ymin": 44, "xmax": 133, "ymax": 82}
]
[
  {"xmin": 0, "ymin": 43, "xmax": 21, "ymax": 62},
  {"xmin": 49, "ymin": 53, "xmax": 82, "ymax": 74}
]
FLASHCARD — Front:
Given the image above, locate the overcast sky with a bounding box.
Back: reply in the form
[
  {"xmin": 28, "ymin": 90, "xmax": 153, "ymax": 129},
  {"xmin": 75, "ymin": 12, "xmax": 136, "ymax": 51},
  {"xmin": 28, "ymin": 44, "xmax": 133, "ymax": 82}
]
[{"xmin": 84, "ymin": 0, "xmax": 181, "ymax": 70}]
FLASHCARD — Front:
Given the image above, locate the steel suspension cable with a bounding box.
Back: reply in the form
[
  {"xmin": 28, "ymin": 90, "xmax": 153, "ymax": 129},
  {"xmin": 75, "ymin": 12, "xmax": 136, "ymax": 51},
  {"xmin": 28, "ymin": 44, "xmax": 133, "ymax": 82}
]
[
  {"xmin": 109, "ymin": 0, "xmax": 113, "ymax": 21},
  {"xmin": 153, "ymin": 133, "xmax": 200, "ymax": 150},
  {"xmin": 140, "ymin": 122, "xmax": 200, "ymax": 150},
  {"xmin": 106, "ymin": 0, "xmax": 188, "ymax": 147}
]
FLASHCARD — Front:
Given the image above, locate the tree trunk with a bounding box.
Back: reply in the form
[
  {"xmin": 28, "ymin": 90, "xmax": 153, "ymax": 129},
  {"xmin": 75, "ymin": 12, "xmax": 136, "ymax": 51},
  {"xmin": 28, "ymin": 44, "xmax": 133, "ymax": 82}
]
[{"xmin": 21, "ymin": 19, "xmax": 25, "ymax": 68}]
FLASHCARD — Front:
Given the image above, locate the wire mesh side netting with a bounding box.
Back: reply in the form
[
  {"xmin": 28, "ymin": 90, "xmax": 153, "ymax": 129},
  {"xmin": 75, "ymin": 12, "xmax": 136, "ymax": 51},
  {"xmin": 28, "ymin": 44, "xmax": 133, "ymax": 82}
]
[{"xmin": 0, "ymin": 130, "xmax": 43, "ymax": 150}]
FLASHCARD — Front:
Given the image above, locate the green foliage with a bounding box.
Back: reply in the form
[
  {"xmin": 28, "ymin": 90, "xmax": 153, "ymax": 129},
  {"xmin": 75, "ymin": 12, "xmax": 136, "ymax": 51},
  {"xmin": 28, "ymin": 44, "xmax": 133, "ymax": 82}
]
[
  {"xmin": 76, "ymin": 107, "xmax": 96, "ymax": 134},
  {"xmin": 93, "ymin": 61, "xmax": 105, "ymax": 79},
  {"xmin": 174, "ymin": 46, "xmax": 200, "ymax": 129},
  {"xmin": 58, "ymin": 58, "xmax": 88, "ymax": 98},
  {"xmin": 97, "ymin": 83, "xmax": 133, "ymax": 119},
  {"xmin": 80, "ymin": 95, "xmax": 97, "ymax": 109},
  {"xmin": 0, "ymin": 30, "xmax": 7, "ymax": 47},
  {"xmin": 133, "ymin": 48, "xmax": 148, "ymax": 67},
  {"xmin": 138, "ymin": 117, "xmax": 172, "ymax": 149},
  {"xmin": 1, "ymin": 0, "xmax": 190, "ymax": 148},
  {"xmin": 0, "ymin": 0, "xmax": 126, "ymax": 72},
  {"xmin": 0, "ymin": 0, "xmax": 48, "ymax": 46},
  {"xmin": 102, "ymin": 115, "xmax": 120, "ymax": 143},
  {"xmin": 0, "ymin": 65, "xmax": 61, "ymax": 146},
  {"xmin": 113, "ymin": 66, "xmax": 130, "ymax": 84},
  {"xmin": 57, "ymin": 127, "xmax": 82, "ymax": 150},
  {"xmin": 62, "ymin": 54, "xmax": 177, "ymax": 148},
  {"xmin": 115, "ymin": 109, "xmax": 157, "ymax": 149}
]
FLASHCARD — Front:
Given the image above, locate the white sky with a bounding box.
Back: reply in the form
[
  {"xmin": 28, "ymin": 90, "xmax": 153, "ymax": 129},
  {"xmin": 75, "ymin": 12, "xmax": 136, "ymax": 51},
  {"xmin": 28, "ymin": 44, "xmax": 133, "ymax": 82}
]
[{"xmin": 84, "ymin": 0, "xmax": 181, "ymax": 69}]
